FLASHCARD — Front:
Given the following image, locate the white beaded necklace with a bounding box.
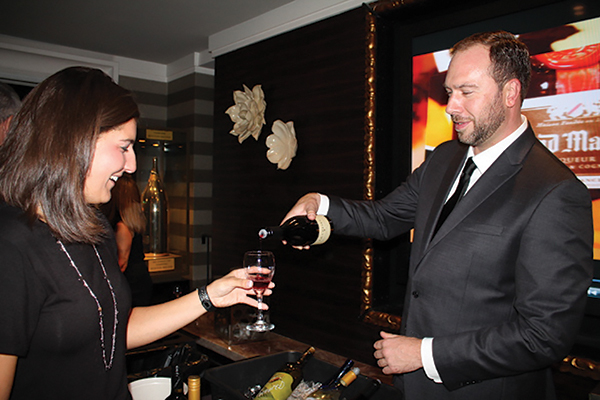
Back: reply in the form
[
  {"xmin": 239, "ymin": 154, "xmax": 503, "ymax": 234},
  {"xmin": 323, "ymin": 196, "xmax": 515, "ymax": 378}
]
[{"xmin": 57, "ymin": 240, "xmax": 119, "ymax": 370}]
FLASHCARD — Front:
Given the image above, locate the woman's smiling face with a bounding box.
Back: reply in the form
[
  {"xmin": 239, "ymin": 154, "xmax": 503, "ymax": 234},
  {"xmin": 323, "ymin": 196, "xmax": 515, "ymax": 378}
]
[{"xmin": 84, "ymin": 118, "xmax": 137, "ymax": 204}]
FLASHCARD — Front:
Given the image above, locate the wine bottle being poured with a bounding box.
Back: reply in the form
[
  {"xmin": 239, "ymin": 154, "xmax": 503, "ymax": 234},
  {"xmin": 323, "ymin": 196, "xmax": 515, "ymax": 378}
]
[{"xmin": 258, "ymin": 215, "xmax": 333, "ymax": 247}]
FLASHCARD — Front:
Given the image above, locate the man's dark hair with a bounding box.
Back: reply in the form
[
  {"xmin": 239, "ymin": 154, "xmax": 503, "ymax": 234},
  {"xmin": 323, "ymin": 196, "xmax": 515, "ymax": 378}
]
[{"xmin": 451, "ymin": 31, "xmax": 532, "ymax": 103}]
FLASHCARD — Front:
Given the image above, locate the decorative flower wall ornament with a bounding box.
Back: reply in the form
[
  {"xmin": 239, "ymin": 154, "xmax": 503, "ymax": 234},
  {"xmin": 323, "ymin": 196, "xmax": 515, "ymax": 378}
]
[
  {"xmin": 225, "ymin": 84, "xmax": 266, "ymax": 143},
  {"xmin": 266, "ymin": 120, "xmax": 298, "ymax": 170}
]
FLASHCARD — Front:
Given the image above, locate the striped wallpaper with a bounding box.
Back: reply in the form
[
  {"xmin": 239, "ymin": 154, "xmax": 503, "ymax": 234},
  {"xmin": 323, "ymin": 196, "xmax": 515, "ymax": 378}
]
[{"xmin": 120, "ymin": 71, "xmax": 214, "ymax": 287}]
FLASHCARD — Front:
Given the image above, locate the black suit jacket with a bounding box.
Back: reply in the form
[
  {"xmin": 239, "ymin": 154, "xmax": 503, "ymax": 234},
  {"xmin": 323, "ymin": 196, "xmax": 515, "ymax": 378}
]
[{"xmin": 328, "ymin": 127, "xmax": 593, "ymax": 400}]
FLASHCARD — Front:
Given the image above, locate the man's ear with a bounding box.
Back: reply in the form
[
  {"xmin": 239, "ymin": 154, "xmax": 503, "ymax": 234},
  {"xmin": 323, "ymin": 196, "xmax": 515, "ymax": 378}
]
[{"xmin": 504, "ymin": 79, "xmax": 521, "ymax": 108}]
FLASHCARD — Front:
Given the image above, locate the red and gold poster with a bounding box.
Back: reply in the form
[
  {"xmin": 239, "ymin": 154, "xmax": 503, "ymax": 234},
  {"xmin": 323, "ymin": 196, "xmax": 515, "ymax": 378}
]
[{"xmin": 411, "ymin": 17, "xmax": 600, "ymax": 257}]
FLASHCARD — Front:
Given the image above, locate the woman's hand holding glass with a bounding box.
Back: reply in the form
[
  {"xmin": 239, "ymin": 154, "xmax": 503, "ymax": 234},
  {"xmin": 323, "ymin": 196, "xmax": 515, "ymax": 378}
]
[{"xmin": 205, "ymin": 267, "xmax": 274, "ymax": 310}]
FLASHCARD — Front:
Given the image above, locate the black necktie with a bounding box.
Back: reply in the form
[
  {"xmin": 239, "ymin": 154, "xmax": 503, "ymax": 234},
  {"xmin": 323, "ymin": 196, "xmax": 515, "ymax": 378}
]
[{"xmin": 434, "ymin": 157, "xmax": 476, "ymax": 235}]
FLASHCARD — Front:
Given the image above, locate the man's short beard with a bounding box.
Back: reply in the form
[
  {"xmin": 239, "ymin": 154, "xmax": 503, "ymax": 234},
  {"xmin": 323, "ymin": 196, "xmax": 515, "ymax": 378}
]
[{"xmin": 457, "ymin": 93, "xmax": 505, "ymax": 147}]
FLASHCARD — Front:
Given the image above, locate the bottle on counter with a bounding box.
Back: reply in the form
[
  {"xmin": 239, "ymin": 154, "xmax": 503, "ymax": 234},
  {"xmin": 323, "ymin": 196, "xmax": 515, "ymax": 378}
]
[
  {"xmin": 187, "ymin": 375, "xmax": 201, "ymax": 400},
  {"xmin": 142, "ymin": 156, "xmax": 169, "ymax": 254},
  {"xmin": 306, "ymin": 367, "xmax": 360, "ymax": 400},
  {"xmin": 254, "ymin": 346, "xmax": 316, "ymax": 400},
  {"xmin": 165, "ymin": 364, "xmax": 186, "ymax": 400},
  {"xmin": 258, "ymin": 215, "xmax": 333, "ymax": 246},
  {"xmin": 341, "ymin": 379, "xmax": 381, "ymax": 400},
  {"xmin": 324, "ymin": 359, "xmax": 354, "ymax": 387}
]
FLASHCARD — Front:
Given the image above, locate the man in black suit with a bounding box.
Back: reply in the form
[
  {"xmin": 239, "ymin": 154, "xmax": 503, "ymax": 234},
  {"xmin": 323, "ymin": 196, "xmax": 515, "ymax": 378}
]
[{"xmin": 283, "ymin": 31, "xmax": 593, "ymax": 399}]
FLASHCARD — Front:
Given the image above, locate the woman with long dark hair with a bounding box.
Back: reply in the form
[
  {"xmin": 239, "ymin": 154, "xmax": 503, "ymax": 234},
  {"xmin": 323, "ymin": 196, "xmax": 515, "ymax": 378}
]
[{"xmin": 0, "ymin": 67, "xmax": 271, "ymax": 400}]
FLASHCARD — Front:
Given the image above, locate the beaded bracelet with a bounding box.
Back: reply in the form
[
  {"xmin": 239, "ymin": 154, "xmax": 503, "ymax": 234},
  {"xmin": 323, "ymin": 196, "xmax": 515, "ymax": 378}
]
[{"xmin": 197, "ymin": 286, "xmax": 216, "ymax": 312}]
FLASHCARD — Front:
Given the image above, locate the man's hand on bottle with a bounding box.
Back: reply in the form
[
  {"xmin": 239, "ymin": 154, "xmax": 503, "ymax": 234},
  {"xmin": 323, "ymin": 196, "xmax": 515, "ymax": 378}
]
[{"xmin": 281, "ymin": 193, "xmax": 322, "ymax": 250}]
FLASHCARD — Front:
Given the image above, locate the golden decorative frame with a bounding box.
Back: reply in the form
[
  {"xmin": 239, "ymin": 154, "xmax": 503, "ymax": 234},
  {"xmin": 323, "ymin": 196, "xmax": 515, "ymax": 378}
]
[
  {"xmin": 359, "ymin": 0, "xmax": 600, "ymax": 380},
  {"xmin": 359, "ymin": 0, "xmax": 407, "ymax": 331}
]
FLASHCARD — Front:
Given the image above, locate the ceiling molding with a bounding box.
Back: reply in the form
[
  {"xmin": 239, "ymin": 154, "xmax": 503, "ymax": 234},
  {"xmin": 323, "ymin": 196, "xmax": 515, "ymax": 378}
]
[
  {"xmin": 0, "ymin": 0, "xmax": 370, "ymax": 83},
  {"xmin": 167, "ymin": 52, "xmax": 215, "ymax": 83},
  {"xmin": 0, "ymin": 35, "xmax": 119, "ymax": 84},
  {"xmin": 0, "ymin": 34, "xmax": 176, "ymax": 83},
  {"xmin": 208, "ymin": 0, "xmax": 368, "ymax": 58}
]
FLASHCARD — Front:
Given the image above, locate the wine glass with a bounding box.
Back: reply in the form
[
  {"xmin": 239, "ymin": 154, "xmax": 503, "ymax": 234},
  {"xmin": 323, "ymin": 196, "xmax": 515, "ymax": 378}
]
[{"xmin": 244, "ymin": 250, "xmax": 275, "ymax": 332}]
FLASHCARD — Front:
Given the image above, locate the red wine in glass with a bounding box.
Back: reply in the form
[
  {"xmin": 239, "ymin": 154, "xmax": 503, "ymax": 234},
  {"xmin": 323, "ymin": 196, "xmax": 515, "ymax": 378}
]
[
  {"xmin": 244, "ymin": 250, "xmax": 275, "ymax": 332},
  {"xmin": 249, "ymin": 274, "xmax": 271, "ymax": 292}
]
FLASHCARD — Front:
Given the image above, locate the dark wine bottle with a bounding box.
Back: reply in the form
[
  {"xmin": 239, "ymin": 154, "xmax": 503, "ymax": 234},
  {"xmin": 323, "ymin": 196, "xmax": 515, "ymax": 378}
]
[
  {"xmin": 306, "ymin": 367, "xmax": 360, "ymax": 400},
  {"xmin": 341, "ymin": 379, "xmax": 381, "ymax": 400},
  {"xmin": 324, "ymin": 359, "xmax": 354, "ymax": 386},
  {"xmin": 254, "ymin": 346, "xmax": 316, "ymax": 400},
  {"xmin": 165, "ymin": 364, "xmax": 186, "ymax": 400},
  {"xmin": 258, "ymin": 215, "xmax": 333, "ymax": 246}
]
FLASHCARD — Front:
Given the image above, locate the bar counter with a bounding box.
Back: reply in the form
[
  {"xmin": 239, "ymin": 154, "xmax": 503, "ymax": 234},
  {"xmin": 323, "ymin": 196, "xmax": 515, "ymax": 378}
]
[{"xmin": 184, "ymin": 313, "xmax": 393, "ymax": 386}]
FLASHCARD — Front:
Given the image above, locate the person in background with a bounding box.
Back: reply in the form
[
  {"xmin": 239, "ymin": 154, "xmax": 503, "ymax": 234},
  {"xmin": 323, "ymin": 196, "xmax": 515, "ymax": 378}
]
[
  {"xmin": 0, "ymin": 66, "xmax": 273, "ymax": 400},
  {"xmin": 282, "ymin": 31, "xmax": 593, "ymax": 400},
  {"xmin": 102, "ymin": 173, "xmax": 153, "ymax": 307},
  {"xmin": 0, "ymin": 82, "xmax": 22, "ymax": 144}
]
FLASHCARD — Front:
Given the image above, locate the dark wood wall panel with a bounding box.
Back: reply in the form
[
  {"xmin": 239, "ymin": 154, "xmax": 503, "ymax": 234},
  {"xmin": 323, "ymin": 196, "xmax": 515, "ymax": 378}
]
[{"xmin": 213, "ymin": 7, "xmax": 384, "ymax": 364}]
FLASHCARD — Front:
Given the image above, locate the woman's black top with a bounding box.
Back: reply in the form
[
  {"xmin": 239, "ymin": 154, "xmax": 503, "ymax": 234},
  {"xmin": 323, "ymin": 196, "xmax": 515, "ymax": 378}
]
[{"xmin": 0, "ymin": 203, "xmax": 133, "ymax": 399}]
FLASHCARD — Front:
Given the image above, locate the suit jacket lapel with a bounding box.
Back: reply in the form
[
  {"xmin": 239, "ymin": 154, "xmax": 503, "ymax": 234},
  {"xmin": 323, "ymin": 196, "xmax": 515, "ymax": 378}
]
[
  {"xmin": 421, "ymin": 127, "xmax": 537, "ymax": 256},
  {"xmin": 417, "ymin": 150, "xmax": 467, "ymax": 251}
]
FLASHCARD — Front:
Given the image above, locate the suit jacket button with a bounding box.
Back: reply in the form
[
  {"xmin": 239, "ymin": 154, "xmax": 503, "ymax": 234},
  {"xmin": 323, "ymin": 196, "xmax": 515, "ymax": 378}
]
[{"xmin": 412, "ymin": 291, "xmax": 419, "ymax": 298}]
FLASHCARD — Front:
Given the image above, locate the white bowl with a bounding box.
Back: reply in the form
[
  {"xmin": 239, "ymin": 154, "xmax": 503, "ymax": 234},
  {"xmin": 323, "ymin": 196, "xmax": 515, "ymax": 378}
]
[{"xmin": 128, "ymin": 377, "xmax": 172, "ymax": 400}]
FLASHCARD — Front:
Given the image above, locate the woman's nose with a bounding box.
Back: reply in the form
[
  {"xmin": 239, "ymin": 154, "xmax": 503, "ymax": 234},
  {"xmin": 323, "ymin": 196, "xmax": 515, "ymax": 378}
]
[{"xmin": 124, "ymin": 150, "xmax": 137, "ymax": 174}]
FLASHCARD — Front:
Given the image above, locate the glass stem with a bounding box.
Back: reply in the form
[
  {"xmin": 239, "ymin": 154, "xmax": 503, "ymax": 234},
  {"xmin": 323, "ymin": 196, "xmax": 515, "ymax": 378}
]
[{"xmin": 256, "ymin": 294, "xmax": 264, "ymax": 322}]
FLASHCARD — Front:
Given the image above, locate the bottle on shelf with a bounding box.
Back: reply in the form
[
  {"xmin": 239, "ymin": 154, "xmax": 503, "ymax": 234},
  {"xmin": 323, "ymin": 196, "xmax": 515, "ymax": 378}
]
[
  {"xmin": 258, "ymin": 215, "xmax": 333, "ymax": 246},
  {"xmin": 187, "ymin": 375, "xmax": 201, "ymax": 400},
  {"xmin": 324, "ymin": 359, "xmax": 354, "ymax": 387},
  {"xmin": 142, "ymin": 156, "xmax": 169, "ymax": 254},
  {"xmin": 254, "ymin": 346, "xmax": 316, "ymax": 400},
  {"xmin": 306, "ymin": 367, "xmax": 360, "ymax": 400},
  {"xmin": 341, "ymin": 379, "xmax": 381, "ymax": 400},
  {"xmin": 164, "ymin": 364, "xmax": 186, "ymax": 400}
]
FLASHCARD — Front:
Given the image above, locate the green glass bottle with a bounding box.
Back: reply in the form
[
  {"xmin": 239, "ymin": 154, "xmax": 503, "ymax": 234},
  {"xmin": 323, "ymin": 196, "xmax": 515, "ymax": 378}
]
[
  {"xmin": 254, "ymin": 347, "xmax": 316, "ymax": 400},
  {"xmin": 141, "ymin": 156, "xmax": 169, "ymax": 254}
]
